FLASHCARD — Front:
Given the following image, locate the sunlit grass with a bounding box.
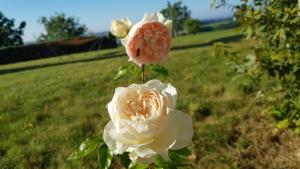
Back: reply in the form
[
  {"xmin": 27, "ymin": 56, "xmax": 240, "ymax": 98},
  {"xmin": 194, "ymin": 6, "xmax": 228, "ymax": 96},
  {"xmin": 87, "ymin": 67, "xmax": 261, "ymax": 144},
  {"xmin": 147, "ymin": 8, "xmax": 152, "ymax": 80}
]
[{"xmin": 1, "ymin": 28, "xmax": 297, "ymax": 168}]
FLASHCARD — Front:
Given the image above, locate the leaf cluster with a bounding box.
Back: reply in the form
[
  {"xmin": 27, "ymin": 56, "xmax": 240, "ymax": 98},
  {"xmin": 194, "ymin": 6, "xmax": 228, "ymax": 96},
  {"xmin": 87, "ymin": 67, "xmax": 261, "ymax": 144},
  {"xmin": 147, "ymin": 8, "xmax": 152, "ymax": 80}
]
[
  {"xmin": 0, "ymin": 11, "xmax": 26, "ymax": 48},
  {"xmin": 38, "ymin": 12, "xmax": 87, "ymax": 42},
  {"xmin": 161, "ymin": 1, "xmax": 191, "ymax": 36},
  {"xmin": 68, "ymin": 138, "xmax": 193, "ymax": 169},
  {"xmin": 233, "ymin": 0, "xmax": 300, "ymax": 132}
]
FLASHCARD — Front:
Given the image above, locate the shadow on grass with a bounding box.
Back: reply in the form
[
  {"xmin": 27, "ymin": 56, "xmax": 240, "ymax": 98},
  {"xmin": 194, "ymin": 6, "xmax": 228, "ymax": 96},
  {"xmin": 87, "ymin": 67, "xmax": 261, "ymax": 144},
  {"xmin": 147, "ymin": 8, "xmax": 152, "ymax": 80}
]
[
  {"xmin": 171, "ymin": 34, "xmax": 243, "ymax": 51},
  {"xmin": 0, "ymin": 52, "xmax": 125, "ymax": 75},
  {"xmin": 0, "ymin": 34, "xmax": 243, "ymax": 75}
]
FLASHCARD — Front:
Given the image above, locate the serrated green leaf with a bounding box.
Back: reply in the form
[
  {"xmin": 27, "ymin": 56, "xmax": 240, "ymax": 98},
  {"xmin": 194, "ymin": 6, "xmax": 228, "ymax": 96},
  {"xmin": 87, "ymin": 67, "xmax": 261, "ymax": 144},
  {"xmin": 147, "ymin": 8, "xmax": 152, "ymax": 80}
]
[
  {"xmin": 155, "ymin": 153, "xmax": 191, "ymax": 169},
  {"xmin": 114, "ymin": 66, "xmax": 128, "ymax": 80},
  {"xmin": 245, "ymin": 26, "xmax": 253, "ymax": 39},
  {"xmin": 277, "ymin": 119, "xmax": 290, "ymax": 129},
  {"xmin": 256, "ymin": 25, "xmax": 266, "ymax": 34},
  {"xmin": 129, "ymin": 162, "xmax": 148, "ymax": 169},
  {"xmin": 292, "ymin": 97, "xmax": 300, "ymax": 109},
  {"xmin": 98, "ymin": 144, "xmax": 113, "ymax": 169},
  {"xmin": 151, "ymin": 65, "xmax": 168, "ymax": 76},
  {"xmin": 155, "ymin": 161, "xmax": 171, "ymax": 169},
  {"xmin": 170, "ymin": 148, "xmax": 191, "ymax": 157},
  {"xmin": 120, "ymin": 152, "xmax": 131, "ymax": 169},
  {"xmin": 68, "ymin": 138, "xmax": 103, "ymax": 160},
  {"xmin": 270, "ymin": 109, "xmax": 283, "ymax": 118},
  {"xmin": 294, "ymin": 127, "xmax": 300, "ymax": 135},
  {"xmin": 267, "ymin": 96, "xmax": 277, "ymax": 102},
  {"xmin": 128, "ymin": 64, "xmax": 141, "ymax": 76},
  {"xmin": 296, "ymin": 119, "xmax": 300, "ymax": 126}
]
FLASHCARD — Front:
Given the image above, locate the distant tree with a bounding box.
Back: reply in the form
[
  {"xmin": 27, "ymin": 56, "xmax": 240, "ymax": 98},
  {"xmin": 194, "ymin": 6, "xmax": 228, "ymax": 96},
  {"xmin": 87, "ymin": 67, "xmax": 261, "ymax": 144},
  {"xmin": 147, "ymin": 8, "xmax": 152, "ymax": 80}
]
[
  {"xmin": 38, "ymin": 13, "xmax": 87, "ymax": 42},
  {"xmin": 0, "ymin": 11, "xmax": 26, "ymax": 48},
  {"xmin": 161, "ymin": 1, "xmax": 191, "ymax": 36},
  {"xmin": 184, "ymin": 18, "xmax": 201, "ymax": 34}
]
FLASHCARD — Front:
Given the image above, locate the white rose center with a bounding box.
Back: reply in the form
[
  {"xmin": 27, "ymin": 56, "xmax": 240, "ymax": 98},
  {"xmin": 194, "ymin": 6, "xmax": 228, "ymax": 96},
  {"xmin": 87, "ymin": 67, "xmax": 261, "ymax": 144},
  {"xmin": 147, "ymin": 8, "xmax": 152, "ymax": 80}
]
[{"xmin": 123, "ymin": 89, "xmax": 166, "ymax": 121}]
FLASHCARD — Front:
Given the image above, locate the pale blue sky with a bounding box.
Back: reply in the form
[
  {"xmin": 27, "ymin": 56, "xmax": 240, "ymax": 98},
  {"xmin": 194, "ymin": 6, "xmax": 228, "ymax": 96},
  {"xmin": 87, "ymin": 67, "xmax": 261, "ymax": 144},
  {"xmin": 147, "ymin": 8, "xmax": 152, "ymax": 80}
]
[{"xmin": 0, "ymin": 0, "xmax": 239, "ymax": 42}]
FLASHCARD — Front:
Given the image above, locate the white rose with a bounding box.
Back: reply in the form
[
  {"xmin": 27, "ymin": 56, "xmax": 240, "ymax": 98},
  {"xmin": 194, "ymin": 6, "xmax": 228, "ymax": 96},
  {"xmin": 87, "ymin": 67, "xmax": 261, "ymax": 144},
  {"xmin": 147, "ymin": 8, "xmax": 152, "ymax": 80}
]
[
  {"xmin": 110, "ymin": 17, "xmax": 132, "ymax": 38},
  {"xmin": 103, "ymin": 79, "xmax": 193, "ymax": 163},
  {"xmin": 164, "ymin": 20, "xmax": 173, "ymax": 32}
]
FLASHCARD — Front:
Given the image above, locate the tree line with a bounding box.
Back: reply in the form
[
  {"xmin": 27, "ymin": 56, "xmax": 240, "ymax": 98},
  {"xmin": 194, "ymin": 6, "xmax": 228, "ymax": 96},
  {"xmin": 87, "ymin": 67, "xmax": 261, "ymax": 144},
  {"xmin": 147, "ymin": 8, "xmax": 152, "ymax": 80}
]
[{"xmin": 0, "ymin": 1, "xmax": 203, "ymax": 48}]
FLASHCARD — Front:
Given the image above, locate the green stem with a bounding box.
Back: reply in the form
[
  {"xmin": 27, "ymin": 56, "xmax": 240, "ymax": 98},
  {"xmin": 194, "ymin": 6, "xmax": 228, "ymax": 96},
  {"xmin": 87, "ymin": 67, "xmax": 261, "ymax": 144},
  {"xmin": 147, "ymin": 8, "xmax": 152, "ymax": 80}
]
[
  {"xmin": 141, "ymin": 64, "xmax": 145, "ymax": 84},
  {"xmin": 149, "ymin": 163, "xmax": 155, "ymax": 169},
  {"xmin": 97, "ymin": 148, "xmax": 101, "ymax": 167}
]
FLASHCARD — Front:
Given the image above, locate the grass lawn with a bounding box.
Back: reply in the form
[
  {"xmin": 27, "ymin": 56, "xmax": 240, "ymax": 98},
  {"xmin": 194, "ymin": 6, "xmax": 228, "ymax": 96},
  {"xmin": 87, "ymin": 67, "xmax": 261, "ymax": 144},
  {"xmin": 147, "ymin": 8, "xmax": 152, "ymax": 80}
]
[{"xmin": 0, "ymin": 28, "xmax": 299, "ymax": 169}]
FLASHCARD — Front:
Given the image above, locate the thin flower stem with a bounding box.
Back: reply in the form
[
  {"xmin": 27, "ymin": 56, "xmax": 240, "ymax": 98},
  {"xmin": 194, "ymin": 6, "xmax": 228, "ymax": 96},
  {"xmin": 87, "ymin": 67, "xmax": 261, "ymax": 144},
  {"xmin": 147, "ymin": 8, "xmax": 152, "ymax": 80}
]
[
  {"xmin": 149, "ymin": 163, "xmax": 155, "ymax": 169},
  {"xmin": 97, "ymin": 149, "xmax": 101, "ymax": 167},
  {"xmin": 141, "ymin": 64, "xmax": 145, "ymax": 84}
]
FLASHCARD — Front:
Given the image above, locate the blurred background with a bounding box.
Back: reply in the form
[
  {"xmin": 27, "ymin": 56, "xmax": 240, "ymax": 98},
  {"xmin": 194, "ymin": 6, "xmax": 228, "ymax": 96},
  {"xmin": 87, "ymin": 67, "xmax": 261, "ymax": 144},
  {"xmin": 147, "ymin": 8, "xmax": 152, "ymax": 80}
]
[
  {"xmin": 1, "ymin": 0, "xmax": 300, "ymax": 168},
  {"xmin": 0, "ymin": 0, "xmax": 239, "ymax": 64}
]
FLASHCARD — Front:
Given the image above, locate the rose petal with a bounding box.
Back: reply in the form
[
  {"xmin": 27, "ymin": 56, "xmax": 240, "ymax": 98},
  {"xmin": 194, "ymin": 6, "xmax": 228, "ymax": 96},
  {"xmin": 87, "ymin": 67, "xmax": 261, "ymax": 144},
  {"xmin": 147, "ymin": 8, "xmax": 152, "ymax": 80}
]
[
  {"xmin": 129, "ymin": 151, "xmax": 158, "ymax": 164},
  {"xmin": 142, "ymin": 12, "xmax": 165, "ymax": 23},
  {"xmin": 110, "ymin": 17, "xmax": 132, "ymax": 38},
  {"xmin": 135, "ymin": 146, "xmax": 156, "ymax": 158},
  {"xmin": 142, "ymin": 109, "xmax": 193, "ymax": 156},
  {"xmin": 170, "ymin": 109, "xmax": 193, "ymax": 150},
  {"xmin": 103, "ymin": 121, "xmax": 128, "ymax": 154},
  {"xmin": 146, "ymin": 80, "xmax": 177, "ymax": 109},
  {"xmin": 135, "ymin": 112, "xmax": 176, "ymax": 160},
  {"xmin": 164, "ymin": 20, "xmax": 173, "ymax": 32},
  {"xmin": 122, "ymin": 17, "xmax": 132, "ymax": 27}
]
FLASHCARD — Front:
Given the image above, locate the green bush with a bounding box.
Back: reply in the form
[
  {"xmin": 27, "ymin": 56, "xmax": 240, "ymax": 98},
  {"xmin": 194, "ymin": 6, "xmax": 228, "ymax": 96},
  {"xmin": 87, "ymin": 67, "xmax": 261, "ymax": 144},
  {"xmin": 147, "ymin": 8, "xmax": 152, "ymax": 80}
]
[{"xmin": 229, "ymin": 0, "xmax": 300, "ymax": 133}]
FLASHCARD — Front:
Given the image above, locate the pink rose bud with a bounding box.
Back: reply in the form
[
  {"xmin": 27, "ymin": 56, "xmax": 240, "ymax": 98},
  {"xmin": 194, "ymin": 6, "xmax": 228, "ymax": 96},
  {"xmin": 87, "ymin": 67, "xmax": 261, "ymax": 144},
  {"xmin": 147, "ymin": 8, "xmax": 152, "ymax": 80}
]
[{"xmin": 121, "ymin": 12, "xmax": 172, "ymax": 66}]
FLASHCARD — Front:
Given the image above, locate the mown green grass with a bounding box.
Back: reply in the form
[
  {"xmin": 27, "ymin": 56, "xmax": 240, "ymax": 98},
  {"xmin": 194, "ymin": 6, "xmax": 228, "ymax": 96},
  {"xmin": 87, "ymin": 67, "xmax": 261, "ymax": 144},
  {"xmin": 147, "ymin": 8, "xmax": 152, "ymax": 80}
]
[{"xmin": 0, "ymin": 28, "xmax": 298, "ymax": 169}]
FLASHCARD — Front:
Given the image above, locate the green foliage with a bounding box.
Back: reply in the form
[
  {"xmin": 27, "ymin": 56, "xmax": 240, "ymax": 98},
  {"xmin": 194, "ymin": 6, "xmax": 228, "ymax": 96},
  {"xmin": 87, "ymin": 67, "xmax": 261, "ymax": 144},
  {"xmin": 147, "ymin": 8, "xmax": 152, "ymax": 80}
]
[
  {"xmin": 114, "ymin": 64, "xmax": 140, "ymax": 80},
  {"xmin": 154, "ymin": 148, "xmax": 193, "ymax": 169},
  {"xmin": 98, "ymin": 144, "xmax": 113, "ymax": 169},
  {"xmin": 129, "ymin": 162, "xmax": 149, "ymax": 169},
  {"xmin": 170, "ymin": 147, "xmax": 192, "ymax": 157},
  {"xmin": 38, "ymin": 12, "xmax": 87, "ymax": 42},
  {"xmin": 184, "ymin": 18, "xmax": 201, "ymax": 34},
  {"xmin": 114, "ymin": 64, "xmax": 169, "ymax": 81},
  {"xmin": 277, "ymin": 119, "xmax": 290, "ymax": 129},
  {"xmin": 150, "ymin": 64, "xmax": 169, "ymax": 76},
  {"xmin": 120, "ymin": 152, "xmax": 131, "ymax": 168},
  {"xmin": 218, "ymin": 0, "xmax": 300, "ymax": 132},
  {"xmin": 68, "ymin": 138, "xmax": 103, "ymax": 160},
  {"xmin": 0, "ymin": 11, "xmax": 26, "ymax": 48},
  {"xmin": 210, "ymin": 0, "xmax": 228, "ymax": 9},
  {"xmin": 68, "ymin": 143, "xmax": 193, "ymax": 169},
  {"xmin": 161, "ymin": 1, "xmax": 191, "ymax": 36},
  {"xmin": 114, "ymin": 65, "xmax": 129, "ymax": 80},
  {"xmin": 68, "ymin": 138, "xmax": 113, "ymax": 169}
]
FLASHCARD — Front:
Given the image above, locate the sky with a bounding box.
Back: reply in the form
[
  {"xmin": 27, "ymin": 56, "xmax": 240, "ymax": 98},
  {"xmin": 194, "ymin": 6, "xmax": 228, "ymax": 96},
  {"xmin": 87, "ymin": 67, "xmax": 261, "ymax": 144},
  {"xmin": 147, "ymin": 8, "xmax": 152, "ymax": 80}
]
[{"xmin": 0, "ymin": 0, "xmax": 239, "ymax": 42}]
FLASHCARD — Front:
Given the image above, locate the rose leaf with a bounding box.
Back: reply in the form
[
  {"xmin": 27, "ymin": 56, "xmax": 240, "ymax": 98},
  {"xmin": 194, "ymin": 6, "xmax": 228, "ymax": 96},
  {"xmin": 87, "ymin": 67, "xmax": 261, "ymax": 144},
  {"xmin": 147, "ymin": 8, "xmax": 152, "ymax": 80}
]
[
  {"xmin": 98, "ymin": 144, "xmax": 113, "ymax": 169},
  {"xmin": 68, "ymin": 138, "xmax": 103, "ymax": 160}
]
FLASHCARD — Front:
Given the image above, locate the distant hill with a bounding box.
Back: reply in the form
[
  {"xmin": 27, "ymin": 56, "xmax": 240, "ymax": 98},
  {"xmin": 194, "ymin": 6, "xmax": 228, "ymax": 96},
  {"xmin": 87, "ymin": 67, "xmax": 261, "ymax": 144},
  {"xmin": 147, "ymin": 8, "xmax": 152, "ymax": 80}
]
[
  {"xmin": 93, "ymin": 31, "xmax": 110, "ymax": 37},
  {"xmin": 200, "ymin": 18, "xmax": 239, "ymax": 32},
  {"xmin": 201, "ymin": 17, "xmax": 234, "ymax": 25}
]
